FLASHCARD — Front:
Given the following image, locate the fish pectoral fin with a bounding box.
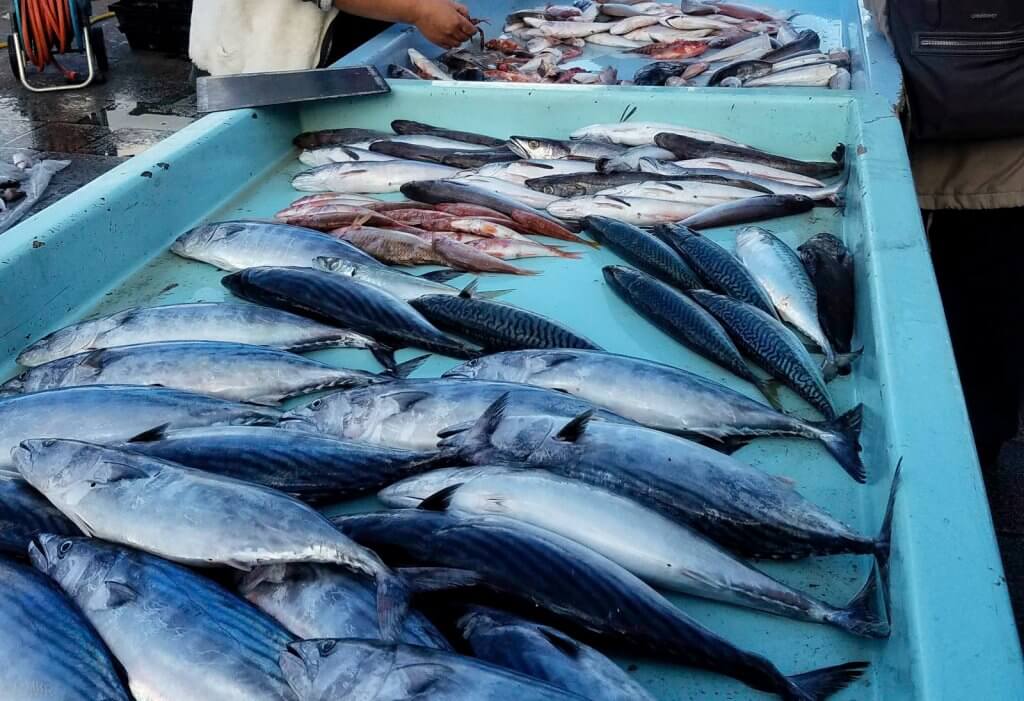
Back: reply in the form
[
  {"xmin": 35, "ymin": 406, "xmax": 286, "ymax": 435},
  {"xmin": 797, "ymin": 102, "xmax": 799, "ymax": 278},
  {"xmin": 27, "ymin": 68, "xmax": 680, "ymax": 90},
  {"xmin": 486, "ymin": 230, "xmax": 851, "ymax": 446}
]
[
  {"xmin": 387, "ymin": 390, "xmax": 433, "ymax": 412},
  {"xmin": 394, "ymin": 662, "xmax": 453, "ymax": 695},
  {"xmin": 555, "ymin": 410, "xmax": 595, "ymax": 443},
  {"xmin": 102, "ymin": 580, "xmax": 140, "ymax": 609},
  {"xmin": 417, "ymin": 484, "xmax": 463, "ymax": 511},
  {"xmin": 94, "ymin": 460, "xmax": 153, "ymax": 484},
  {"xmin": 539, "ymin": 627, "xmax": 583, "ymax": 658},
  {"xmin": 126, "ymin": 423, "xmax": 172, "ymax": 443}
]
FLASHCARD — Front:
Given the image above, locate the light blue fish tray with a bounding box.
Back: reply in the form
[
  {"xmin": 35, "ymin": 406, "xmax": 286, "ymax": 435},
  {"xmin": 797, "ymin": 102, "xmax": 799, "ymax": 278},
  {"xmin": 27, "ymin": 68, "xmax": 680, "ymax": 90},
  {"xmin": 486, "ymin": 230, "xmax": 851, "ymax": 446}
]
[{"xmin": 1, "ymin": 83, "xmax": 1017, "ymax": 699}]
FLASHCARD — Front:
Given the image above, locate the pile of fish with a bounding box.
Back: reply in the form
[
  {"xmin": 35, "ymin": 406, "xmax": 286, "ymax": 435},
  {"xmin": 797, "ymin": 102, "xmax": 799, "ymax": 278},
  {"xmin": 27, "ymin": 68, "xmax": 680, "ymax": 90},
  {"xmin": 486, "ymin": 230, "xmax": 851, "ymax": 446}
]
[
  {"xmin": 392, "ymin": 1, "xmax": 851, "ymax": 89},
  {"xmin": 0, "ymin": 116, "xmax": 890, "ymax": 701}
]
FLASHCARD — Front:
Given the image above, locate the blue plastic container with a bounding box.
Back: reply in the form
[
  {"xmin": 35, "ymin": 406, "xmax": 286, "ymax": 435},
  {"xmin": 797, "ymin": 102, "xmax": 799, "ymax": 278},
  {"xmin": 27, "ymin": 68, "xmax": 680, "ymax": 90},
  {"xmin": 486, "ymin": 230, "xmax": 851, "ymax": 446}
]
[
  {"xmin": 1, "ymin": 84, "xmax": 1018, "ymax": 698},
  {"xmin": 337, "ymin": 0, "xmax": 904, "ymax": 107}
]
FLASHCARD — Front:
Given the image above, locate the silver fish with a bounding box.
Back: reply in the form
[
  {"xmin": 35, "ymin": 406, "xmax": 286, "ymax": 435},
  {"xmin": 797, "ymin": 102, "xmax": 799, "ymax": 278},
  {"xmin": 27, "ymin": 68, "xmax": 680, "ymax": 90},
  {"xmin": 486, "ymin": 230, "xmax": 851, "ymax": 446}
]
[
  {"xmin": 569, "ymin": 122, "xmax": 743, "ymax": 147},
  {"xmin": 376, "ymin": 134, "xmax": 493, "ymax": 151},
  {"xmin": 0, "ymin": 385, "xmax": 279, "ymax": 468},
  {"xmin": 609, "ymin": 14, "xmax": 662, "ymax": 34},
  {"xmin": 16, "ymin": 439, "xmax": 409, "ymax": 638},
  {"xmin": 0, "ymin": 557, "xmax": 130, "ymax": 701},
  {"xmin": 171, "ymin": 220, "xmax": 379, "ymax": 271},
  {"xmin": 584, "ymin": 32, "xmax": 644, "ymax": 48},
  {"xmin": 508, "ymin": 136, "xmax": 626, "ymax": 162},
  {"xmin": 529, "ymin": 20, "xmax": 610, "ymax": 38},
  {"xmin": 452, "ymin": 175, "xmax": 563, "ymax": 209},
  {"xmin": 702, "ymin": 33, "xmax": 773, "ymax": 63},
  {"xmin": 474, "ymin": 160, "xmax": 596, "ymax": 186},
  {"xmin": 597, "ymin": 145, "xmax": 677, "ymax": 172},
  {"xmin": 30, "ymin": 535, "xmax": 298, "ymax": 701},
  {"xmin": 597, "ymin": 180, "xmax": 764, "ymax": 204},
  {"xmin": 313, "ymin": 257, "xmax": 473, "ymax": 300},
  {"xmin": 298, "ymin": 146, "xmax": 396, "ymax": 167},
  {"xmin": 671, "ymin": 158, "xmax": 826, "ymax": 187},
  {"xmin": 2, "ymin": 341, "xmax": 403, "ymax": 405},
  {"xmin": 736, "ymin": 226, "xmax": 835, "ymax": 370},
  {"xmin": 547, "ymin": 195, "xmax": 704, "ymax": 226},
  {"xmin": 745, "ymin": 63, "xmax": 838, "ymax": 87},
  {"xmin": 408, "ymin": 48, "xmax": 452, "ymax": 79},
  {"xmin": 16, "ymin": 302, "xmax": 381, "ymax": 368},
  {"xmin": 291, "ymin": 160, "xmax": 459, "ymax": 194}
]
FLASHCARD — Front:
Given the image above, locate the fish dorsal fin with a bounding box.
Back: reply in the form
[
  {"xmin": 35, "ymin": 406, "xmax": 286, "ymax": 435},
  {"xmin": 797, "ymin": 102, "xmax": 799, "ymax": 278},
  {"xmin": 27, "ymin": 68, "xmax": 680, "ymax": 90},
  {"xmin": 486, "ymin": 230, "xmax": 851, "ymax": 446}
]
[
  {"xmin": 126, "ymin": 423, "xmax": 171, "ymax": 444},
  {"xmin": 540, "ymin": 627, "xmax": 582, "ymax": 658},
  {"xmin": 389, "ymin": 355, "xmax": 430, "ymax": 380},
  {"xmin": 418, "ymin": 484, "xmax": 463, "ymax": 511},
  {"xmin": 459, "ymin": 279, "xmax": 480, "ymax": 299},
  {"xmin": 555, "ymin": 410, "xmax": 594, "ymax": 443},
  {"xmin": 102, "ymin": 580, "xmax": 139, "ymax": 609},
  {"xmin": 386, "ymin": 391, "xmax": 433, "ymax": 412}
]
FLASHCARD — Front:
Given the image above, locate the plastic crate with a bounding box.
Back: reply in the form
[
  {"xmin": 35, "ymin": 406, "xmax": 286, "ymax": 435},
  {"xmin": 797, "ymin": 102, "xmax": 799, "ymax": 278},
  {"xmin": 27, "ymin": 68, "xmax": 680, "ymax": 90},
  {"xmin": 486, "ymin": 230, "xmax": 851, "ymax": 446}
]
[{"xmin": 109, "ymin": 0, "xmax": 193, "ymax": 55}]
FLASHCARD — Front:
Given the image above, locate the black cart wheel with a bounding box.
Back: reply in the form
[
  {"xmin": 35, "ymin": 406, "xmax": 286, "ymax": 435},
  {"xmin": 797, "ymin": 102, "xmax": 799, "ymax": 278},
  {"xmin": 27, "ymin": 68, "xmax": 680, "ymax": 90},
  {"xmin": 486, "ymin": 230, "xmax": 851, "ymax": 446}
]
[
  {"xmin": 89, "ymin": 26, "xmax": 108, "ymax": 84},
  {"xmin": 7, "ymin": 35, "xmax": 18, "ymax": 80}
]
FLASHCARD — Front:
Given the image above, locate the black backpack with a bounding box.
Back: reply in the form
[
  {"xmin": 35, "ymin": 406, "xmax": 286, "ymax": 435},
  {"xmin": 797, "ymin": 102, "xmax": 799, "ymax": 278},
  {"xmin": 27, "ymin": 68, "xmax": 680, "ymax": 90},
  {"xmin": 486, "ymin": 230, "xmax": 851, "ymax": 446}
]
[{"xmin": 889, "ymin": 1, "xmax": 1024, "ymax": 140}]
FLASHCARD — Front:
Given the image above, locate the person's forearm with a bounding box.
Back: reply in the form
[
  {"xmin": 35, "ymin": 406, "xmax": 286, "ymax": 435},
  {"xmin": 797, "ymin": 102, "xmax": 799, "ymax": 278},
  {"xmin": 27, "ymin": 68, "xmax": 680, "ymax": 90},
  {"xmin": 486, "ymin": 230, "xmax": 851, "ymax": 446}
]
[{"xmin": 333, "ymin": 0, "xmax": 421, "ymax": 24}]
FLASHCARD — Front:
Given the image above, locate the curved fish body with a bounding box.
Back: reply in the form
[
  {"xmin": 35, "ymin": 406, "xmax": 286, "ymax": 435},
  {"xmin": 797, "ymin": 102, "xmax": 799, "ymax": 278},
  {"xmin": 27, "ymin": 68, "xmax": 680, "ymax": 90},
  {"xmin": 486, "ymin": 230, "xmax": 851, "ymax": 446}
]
[
  {"xmin": 16, "ymin": 303, "xmax": 380, "ymax": 368},
  {"xmin": 0, "ymin": 471, "xmax": 78, "ymax": 556},
  {"xmin": 279, "ymin": 378, "xmax": 626, "ymax": 451},
  {"xmin": 655, "ymin": 224, "xmax": 778, "ymax": 317},
  {"xmin": 598, "ymin": 180, "xmax": 763, "ymax": 205},
  {"xmin": 410, "ymin": 295, "xmax": 602, "ymax": 352},
  {"xmin": 299, "ymin": 146, "xmax": 396, "ymax": 167},
  {"xmin": 654, "ymin": 132, "xmax": 844, "ymax": 179},
  {"xmin": 16, "ymin": 440, "xmax": 407, "ymax": 639},
  {"xmin": 672, "ymin": 158, "xmax": 826, "ymax": 187},
  {"xmin": 525, "ymin": 171, "xmax": 678, "ymax": 197},
  {"xmin": 334, "ymin": 511, "xmax": 868, "ymax": 699},
  {"xmin": 171, "ymin": 220, "xmax": 379, "ymax": 271},
  {"xmin": 31, "ymin": 536, "xmax": 298, "ymax": 701},
  {"xmin": 385, "ymin": 469, "xmax": 888, "ymax": 638},
  {"xmin": 118, "ymin": 425, "xmax": 438, "ymax": 503},
  {"xmin": 313, "ymin": 258, "xmax": 466, "ymax": 300},
  {"xmin": 677, "ymin": 194, "xmax": 817, "ymax": 230},
  {"xmin": 445, "ymin": 349, "xmax": 864, "ymax": 482},
  {"xmin": 584, "ymin": 217, "xmax": 702, "ymax": 290},
  {"xmin": 241, "ymin": 563, "xmax": 450, "ymax": 649},
  {"xmin": 547, "ymin": 196, "xmax": 703, "ymax": 226},
  {"xmin": 0, "ymin": 385, "xmax": 279, "ymax": 468},
  {"xmin": 292, "ymin": 161, "xmax": 460, "ymax": 193},
  {"xmin": 280, "ymin": 638, "xmax": 585, "ymax": 701},
  {"xmin": 736, "ymin": 227, "xmax": 835, "ymax": 368},
  {"xmin": 391, "ymin": 120, "xmax": 507, "ymax": 148},
  {"xmin": 438, "ymin": 401, "xmax": 882, "ymax": 556},
  {"xmin": 2, "ymin": 341, "xmax": 388, "ymax": 404},
  {"xmin": 453, "ymin": 175, "xmax": 562, "ymax": 210},
  {"xmin": 692, "ymin": 290, "xmax": 838, "ymax": 420},
  {"xmin": 0, "ymin": 557, "xmax": 130, "ymax": 701},
  {"xmin": 603, "ymin": 266, "xmax": 774, "ymax": 399},
  {"xmin": 569, "ymin": 122, "xmax": 743, "ymax": 147},
  {"xmin": 221, "ymin": 266, "xmax": 479, "ymax": 359},
  {"xmin": 294, "ymin": 127, "xmax": 390, "ymax": 149},
  {"xmin": 798, "ymin": 233, "xmax": 854, "ymax": 354},
  {"xmin": 458, "ymin": 607, "xmax": 656, "ymax": 701}
]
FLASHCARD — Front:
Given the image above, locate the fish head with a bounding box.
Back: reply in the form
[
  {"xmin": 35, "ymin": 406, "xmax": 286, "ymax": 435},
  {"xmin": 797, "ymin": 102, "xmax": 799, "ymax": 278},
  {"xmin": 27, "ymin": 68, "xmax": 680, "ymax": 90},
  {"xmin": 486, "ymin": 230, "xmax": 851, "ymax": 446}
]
[
  {"xmin": 16, "ymin": 313, "xmax": 125, "ymax": 367},
  {"xmin": 171, "ymin": 221, "xmax": 246, "ymax": 257},
  {"xmin": 29, "ymin": 534, "xmax": 118, "ymax": 605},
  {"xmin": 282, "ymin": 639, "xmax": 392, "ymax": 699},
  {"xmin": 279, "ymin": 391, "xmax": 362, "ymax": 437},
  {"xmin": 442, "ymin": 354, "xmax": 534, "ymax": 383},
  {"xmin": 313, "ymin": 256, "xmax": 359, "ymax": 277},
  {"xmin": 508, "ymin": 136, "xmax": 569, "ymax": 160}
]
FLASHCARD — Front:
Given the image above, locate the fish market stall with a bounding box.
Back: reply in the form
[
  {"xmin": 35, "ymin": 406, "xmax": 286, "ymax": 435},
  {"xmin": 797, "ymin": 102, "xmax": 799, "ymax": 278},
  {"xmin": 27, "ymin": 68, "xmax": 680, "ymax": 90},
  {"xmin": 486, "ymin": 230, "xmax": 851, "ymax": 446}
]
[
  {"xmin": 0, "ymin": 82, "xmax": 1018, "ymax": 699},
  {"xmin": 337, "ymin": 0, "xmax": 903, "ymax": 104}
]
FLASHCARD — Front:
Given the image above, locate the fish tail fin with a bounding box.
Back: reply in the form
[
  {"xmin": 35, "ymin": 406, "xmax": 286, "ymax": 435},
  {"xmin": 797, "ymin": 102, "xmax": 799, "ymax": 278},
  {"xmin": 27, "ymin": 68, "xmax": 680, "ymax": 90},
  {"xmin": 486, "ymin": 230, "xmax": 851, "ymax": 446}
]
[
  {"xmin": 756, "ymin": 378, "xmax": 785, "ymax": 412},
  {"xmin": 371, "ymin": 344, "xmax": 399, "ymax": 373},
  {"xmin": 873, "ymin": 457, "xmax": 903, "ymax": 568},
  {"xmin": 824, "ymin": 562, "xmax": 890, "ymax": 638},
  {"xmin": 810, "ymin": 404, "xmax": 865, "ymax": 483},
  {"xmin": 387, "ymin": 354, "xmax": 430, "ymax": 379},
  {"xmin": 437, "ymin": 392, "xmax": 509, "ymax": 461},
  {"xmin": 784, "ymin": 661, "xmax": 869, "ymax": 700},
  {"xmin": 376, "ymin": 572, "xmax": 411, "ymax": 642}
]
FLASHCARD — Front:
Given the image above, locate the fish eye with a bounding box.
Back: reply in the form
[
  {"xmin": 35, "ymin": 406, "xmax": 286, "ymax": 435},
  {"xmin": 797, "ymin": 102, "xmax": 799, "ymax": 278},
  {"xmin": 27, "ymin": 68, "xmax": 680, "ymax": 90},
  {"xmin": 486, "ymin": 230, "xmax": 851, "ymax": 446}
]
[
  {"xmin": 309, "ymin": 399, "xmax": 323, "ymax": 411},
  {"xmin": 58, "ymin": 541, "xmax": 73, "ymax": 557},
  {"xmin": 318, "ymin": 640, "xmax": 336, "ymax": 656},
  {"xmin": 42, "ymin": 438, "xmax": 57, "ymax": 448}
]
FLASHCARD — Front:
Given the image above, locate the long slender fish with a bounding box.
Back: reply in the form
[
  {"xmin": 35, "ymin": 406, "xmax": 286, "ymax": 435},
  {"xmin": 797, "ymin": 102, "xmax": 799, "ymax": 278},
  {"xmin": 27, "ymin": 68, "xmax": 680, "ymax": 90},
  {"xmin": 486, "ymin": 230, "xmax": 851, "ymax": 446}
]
[
  {"xmin": 547, "ymin": 196, "xmax": 704, "ymax": 227},
  {"xmin": 119, "ymin": 425, "xmax": 439, "ymax": 503},
  {"xmin": 655, "ymin": 224, "xmax": 778, "ymax": 317},
  {"xmin": 291, "ymin": 161, "xmax": 460, "ymax": 194},
  {"xmin": 334, "ymin": 510, "xmax": 868, "ymax": 700},
  {"xmin": 369, "ymin": 142, "xmax": 516, "ymax": 168},
  {"xmin": 746, "ymin": 63, "xmax": 838, "ymax": 88},
  {"xmin": 222, "ymin": 266, "xmax": 479, "ymax": 359},
  {"xmin": 0, "ymin": 471, "xmax": 78, "ymax": 556},
  {"xmin": 171, "ymin": 220, "xmax": 379, "ymax": 271},
  {"xmin": 798, "ymin": 233, "xmax": 855, "ymax": 354},
  {"xmin": 458, "ymin": 607, "xmax": 656, "ymax": 701},
  {"xmin": 293, "ymin": 127, "xmax": 390, "ymax": 149},
  {"xmin": 1, "ymin": 341, "xmax": 407, "ymax": 404},
  {"xmin": 525, "ymin": 171, "xmax": 679, "ymax": 197},
  {"xmin": 736, "ymin": 227, "xmax": 836, "ymax": 370},
  {"xmin": 584, "ymin": 216, "xmax": 702, "ymax": 290},
  {"xmin": 391, "ymin": 119, "xmax": 507, "ymax": 148},
  {"xmin": 439, "ymin": 397, "xmax": 890, "ymax": 553},
  {"xmin": 279, "ymin": 378, "xmax": 627, "ymax": 451},
  {"xmin": 298, "ymin": 145, "xmax": 395, "ymax": 167},
  {"xmin": 599, "ymin": 180, "xmax": 765, "ymax": 205},
  {"xmin": 570, "ymin": 122, "xmax": 743, "ymax": 147},
  {"xmin": 17, "ymin": 440, "xmax": 409, "ymax": 639},
  {"xmin": 507, "ymin": 136, "xmax": 626, "ymax": 162},
  {"xmin": 313, "ymin": 258, "xmax": 476, "ymax": 300},
  {"xmin": 16, "ymin": 303, "xmax": 383, "ymax": 368},
  {"xmin": 453, "ymin": 175, "xmax": 563, "ymax": 209},
  {"xmin": 692, "ymin": 290, "xmax": 840, "ymax": 422},
  {"xmin": 279, "ymin": 638, "xmax": 585, "ymax": 701},
  {"xmin": 603, "ymin": 266, "xmax": 778, "ymax": 405},
  {"xmin": 677, "ymin": 194, "xmax": 818, "ymax": 230},
  {"xmin": 374, "ymin": 134, "xmax": 496, "ymax": 151},
  {"xmin": 1, "ymin": 556, "xmax": 131, "ymax": 701},
  {"xmin": 0, "ymin": 385, "xmax": 279, "ymax": 469},
  {"xmin": 410, "ymin": 294, "xmax": 603, "ymax": 352},
  {"xmin": 240, "ymin": 564, "xmax": 452, "ymax": 649},
  {"xmin": 655, "ymin": 133, "xmax": 845, "ymax": 179},
  {"xmin": 31, "ymin": 536, "xmax": 299, "ymax": 701},
  {"xmin": 384, "ymin": 468, "xmax": 888, "ymax": 637},
  {"xmin": 478, "ymin": 160, "xmax": 596, "ymax": 186},
  {"xmin": 443, "ymin": 350, "xmax": 864, "ymax": 481},
  {"xmin": 401, "ymin": 179, "xmax": 590, "ymax": 246}
]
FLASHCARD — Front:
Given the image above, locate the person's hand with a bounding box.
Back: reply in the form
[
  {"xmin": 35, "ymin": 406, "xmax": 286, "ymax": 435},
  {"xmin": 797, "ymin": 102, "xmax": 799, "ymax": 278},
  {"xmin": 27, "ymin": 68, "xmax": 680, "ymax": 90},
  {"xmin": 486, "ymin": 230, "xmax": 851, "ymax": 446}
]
[{"xmin": 410, "ymin": 0, "xmax": 477, "ymax": 50}]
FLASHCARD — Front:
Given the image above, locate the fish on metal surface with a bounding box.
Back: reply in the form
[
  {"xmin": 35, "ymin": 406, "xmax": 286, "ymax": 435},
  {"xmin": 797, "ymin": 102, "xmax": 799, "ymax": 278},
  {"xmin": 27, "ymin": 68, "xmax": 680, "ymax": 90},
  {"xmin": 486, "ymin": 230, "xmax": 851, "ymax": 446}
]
[
  {"xmin": 655, "ymin": 132, "xmax": 845, "ymax": 179},
  {"xmin": 468, "ymin": 237, "xmax": 581, "ymax": 260},
  {"xmin": 17, "ymin": 439, "xmax": 409, "ymax": 639},
  {"xmin": 0, "ymin": 557, "xmax": 131, "ymax": 701},
  {"xmin": 443, "ymin": 349, "xmax": 865, "ymax": 480},
  {"xmin": 548, "ymin": 195, "xmax": 704, "ymax": 227},
  {"xmin": 31, "ymin": 536, "xmax": 299, "ymax": 701},
  {"xmin": 798, "ymin": 233, "xmax": 855, "ymax": 354},
  {"xmin": 457, "ymin": 607, "xmax": 657, "ymax": 701},
  {"xmin": 334, "ymin": 510, "xmax": 869, "ymax": 699},
  {"xmin": 291, "ymin": 160, "xmax": 460, "ymax": 194},
  {"xmin": 374, "ymin": 134, "xmax": 496, "ymax": 151},
  {"xmin": 16, "ymin": 302, "xmax": 382, "ymax": 368},
  {"xmin": 222, "ymin": 266, "xmax": 479, "ymax": 359},
  {"xmin": 275, "ymin": 203, "xmax": 424, "ymax": 232},
  {"xmin": 2, "ymin": 341, "xmax": 407, "ymax": 404},
  {"xmin": 119, "ymin": 424, "xmax": 440, "ymax": 503},
  {"xmin": 171, "ymin": 220, "xmax": 379, "ymax": 271},
  {"xmin": 672, "ymin": 157, "xmax": 827, "ymax": 187},
  {"xmin": 385, "ymin": 468, "xmax": 889, "ymax": 637},
  {"xmin": 0, "ymin": 385, "xmax": 279, "ymax": 469},
  {"xmin": 584, "ymin": 216, "xmax": 702, "ymax": 290},
  {"xmin": 410, "ymin": 293, "xmax": 603, "ymax": 352}
]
